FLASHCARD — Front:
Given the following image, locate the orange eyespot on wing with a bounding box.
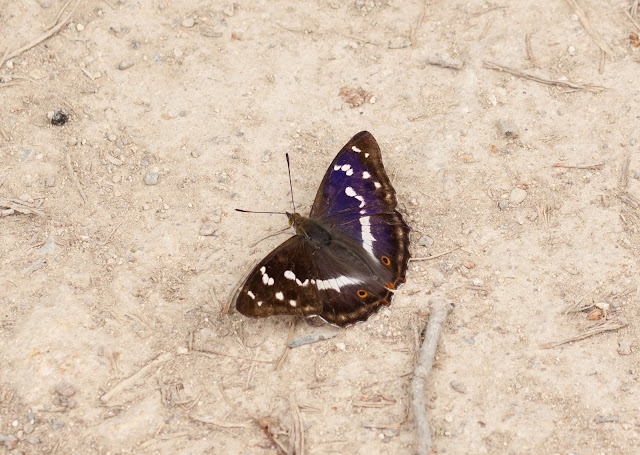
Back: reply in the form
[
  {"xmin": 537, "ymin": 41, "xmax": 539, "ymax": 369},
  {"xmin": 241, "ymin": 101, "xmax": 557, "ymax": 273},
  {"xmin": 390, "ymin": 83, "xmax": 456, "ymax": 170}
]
[
  {"xmin": 381, "ymin": 255, "xmax": 391, "ymax": 266},
  {"xmin": 357, "ymin": 289, "xmax": 368, "ymax": 298}
]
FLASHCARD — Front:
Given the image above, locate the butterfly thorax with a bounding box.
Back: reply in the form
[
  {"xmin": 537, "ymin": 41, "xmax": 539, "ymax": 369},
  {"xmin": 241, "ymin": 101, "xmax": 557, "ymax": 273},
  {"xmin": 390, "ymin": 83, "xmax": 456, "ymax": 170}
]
[{"xmin": 287, "ymin": 212, "xmax": 331, "ymax": 247}]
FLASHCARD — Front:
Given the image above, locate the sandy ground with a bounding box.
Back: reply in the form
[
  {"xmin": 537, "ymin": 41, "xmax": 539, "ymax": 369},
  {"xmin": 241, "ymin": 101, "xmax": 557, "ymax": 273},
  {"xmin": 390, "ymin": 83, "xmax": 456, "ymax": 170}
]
[{"xmin": 2, "ymin": 0, "xmax": 640, "ymax": 453}]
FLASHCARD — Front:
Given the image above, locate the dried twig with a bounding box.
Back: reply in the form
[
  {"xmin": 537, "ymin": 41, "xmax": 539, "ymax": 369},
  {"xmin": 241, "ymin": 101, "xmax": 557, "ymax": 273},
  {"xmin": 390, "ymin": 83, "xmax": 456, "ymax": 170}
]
[
  {"xmin": 409, "ymin": 0, "xmax": 428, "ymax": 47},
  {"xmin": 541, "ymin": 320, "xmax": 628, "ymax": 349},
  {"xmin": 275, "ymin": 318, "xmax": 296, "ymax": 370},
  {"xmin": 484, "ymin": 61, "xmax": 606, "ymax": 92},
  {"xmin": 620, "ymin": 156, "xmax": 631, "ymax": 190},
  {"xmin": 624, "ymin": 10, "xmax": 640, "ymax": 31},
  {"xmin": 259, "ymin": 418, "xmax": 288, "ymax": 455},
  {"xmin": 425, "ymin": 53, "xmax": 464, "ymax": 70},
  {"xmin": 0, "ymin": 197, "xmax": 46, "ymax": 217},
  {"xmin": 45, "ymin": 0, "xmax": 73, "ymax": 30},
  {"xmin": 289, "ymin": 393, "xmax": 304, "ymax": 455},
  {"xmin": 411, "ymin": 300, "xmax": 453, "ymax": 455},
  {"xmin": 525, "ymin": 34, "xmax": 538, "ymax": 67},
  {"xmin": 0, "ymin": 0, "xmax": 80, "ymax": 70},
  {"xmin": 65, "ymin": 153, "xmax": 88, "ymax": 203},
  {"xmin": 633, "ymin": 0, "xmax": 639, "ymax": 17},
  {"xmin": 100, "ymin": 352, "xmax": 173, "ymax": 403},
  {"xmin": 193, "ymin": 348, "xmax": 275, "ymax": 364},
  {"xmin": 619, "ymin": 192, "xmax": 640, "ymax": 209},
  {"xmin": 564, "ymin": 0, "xmax": 615, "ymax": 59},
  {"xmin": 410, "ymin": 245, "xmax": 460, "ymax": 262},
  {"xmin": 189, "ymin": 414, "xmax": 252, "ymax": 428},
  {"xmin": 552, "ymin": 162, "xmax": 604, "ymax": 170}
]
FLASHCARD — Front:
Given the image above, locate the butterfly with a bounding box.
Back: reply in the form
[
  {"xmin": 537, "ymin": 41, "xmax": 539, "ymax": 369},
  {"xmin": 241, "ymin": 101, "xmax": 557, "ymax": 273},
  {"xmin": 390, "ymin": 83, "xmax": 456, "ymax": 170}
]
[{"xmin": 235, "ymin": 131, "xmax": 410, "ymax": 327}]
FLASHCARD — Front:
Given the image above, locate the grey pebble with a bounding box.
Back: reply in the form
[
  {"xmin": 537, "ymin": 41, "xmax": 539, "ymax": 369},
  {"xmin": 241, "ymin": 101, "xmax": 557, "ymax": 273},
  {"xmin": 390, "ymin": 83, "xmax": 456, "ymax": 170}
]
[
  {"xmin": 418, "ymin": 235, "xmax": 434, "ymax": 247},
  {"xmin": 498, "ymin": 200, "xmax": 510, "ymax": 211},
  {"xmin": 27, "ymin": 436, "xmax": 40, "ymax": 445},
  {"xmin": 50, "ymin": 420, "xmax": 64, "ymax": 430},
  {"xmin": 262, "ymin": 150, "xmax": 271, "ymax": 162},
  {"xmin": 450, "ymin": 380, "xmax": 467, "ymax": 394},
  {"xmin": 199, "ymin": 220, "xmax": 218, "ymax": 236},
  {"xmin": 509, "ymin": 188, "xmax": 527, "ymax": 205},
  {"xmin": 288, "ymin": 332, "xmax": 337, "ymax": 348},
  {"xmin": 496, "ymin": 119, "xmax": 519, "ymax": 139},
  {"xmin": 191, "ymin": 150, "xmax": 201, "ymax": 158},
  {"xmin": 595, "ymin": 414, "xmax": 618, "ymax": 423},
  {"xmin": 55, "ymin": 382, "xmax": 75, "ymax": 397},
  {"xmin": 182, "ymin": 17, "xmax": 195, "ymax": 28},
  {"xmin": 23, "ymin": 423, "xmax": 34, "ymax": 434},
  {"xmin": 144, "ymin": 172, "xmax": 159, "ymax": 185},
  {"xmin": 618, "ymin": 340, "xmax": 632, "ymax": 356},
  {"xmin": 118, "ymin": 61, "xmax": 134, "ymax": 70}
]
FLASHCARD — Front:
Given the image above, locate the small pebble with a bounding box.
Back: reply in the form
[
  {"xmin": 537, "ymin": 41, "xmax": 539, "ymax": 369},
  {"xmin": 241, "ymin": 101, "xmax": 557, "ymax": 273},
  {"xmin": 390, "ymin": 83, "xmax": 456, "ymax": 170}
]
[
  {"xmin": 618, "ymin": 340, "xmax": 632, "ymax": 356},
  {"xmin": 568, "ymin": 45, "xmax": 576, "ymax": 56},
  {"xmin": 191, "ymin": 150, "xmax": 201, "ymax": 158},
  {"xmin": 472, "ymin": 278, "xmax": 484, "ymax": 286},
  {"xmin": 510, "ymin": 188, "xmax": 527, "ymax": 205},
  {"xmin": 27, "ymin": 436, "xmax": 40, "ymax": 445},
  {"xmin": 118, "ymin": 61, "xmax": 133, "ymax": 70},
  {"xmin": 107, "ymin": 133, "xmax": 117, "ymax": 142},
  {"xmin": 199, "ymin": 220, "xmax": 217, "ymax": 236},
  {"xmin": 23, "ymin": 423, "xmax": 34, "ymax": 435},
  {"xmin": 177, "ymin": 346, "xmax": 188, "ymax": 355},
  {"xmin": 174, "ymin": 47, "xmax": 183, "ymax": 58},
  {"xmin": 6, "ymin": 60, "xmax": 14, "ymax": 69},
  {"xmin": 418, "ymin": 235, "xmax": 434, "ymax": 247},
  {"xmin": 444, "ymin": 415, "xmax": 453, "ymax": 423},
  {"xmin": 144, "ymin": 171, "xmax": 159, "ymax": 185},
  {"xmin": 50, "ymin": 421, "xmax": 64, "ymax": 430},
  {"xmin": 55, "ymin": 382, "xmax": 75, "ymax": 397},
  {"xmin": 335, "ymin": 342, "xmax": 346, "ymax": 351},
  {"xmin": 50, "ymin": 109, "xmax": 69, "ymax": 126},
  {"xmin": 142, "ymin": 203, "xmax": 150, "ymax": 210},
  {"xmin": 76, "ymin": 23, "xmax": 85, "ymax": 31},
  {"xmin": 41, "ymin": 1, "xmax": 51, "ymax": 7},
  {"xmin": 262, "ymin": 150, "xmax": 271, "ymax": 162},
  {"xmin": 182, "ymin": 17, "xmax": 195, "ymax": 28},
  {"xmin": 498, "ymin": 200, "xmax": 509, "ymax": 211},
  {"xmin": 450, "ymin": 380, "xmax": 467, "ymax": 394}
]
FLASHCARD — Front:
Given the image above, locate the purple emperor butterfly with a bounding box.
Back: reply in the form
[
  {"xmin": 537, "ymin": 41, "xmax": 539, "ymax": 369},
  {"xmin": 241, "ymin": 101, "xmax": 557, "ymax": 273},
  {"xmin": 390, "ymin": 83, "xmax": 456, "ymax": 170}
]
[{"xmin": 235, "ymin": 131, "xmax": 410, "ymax": 327}]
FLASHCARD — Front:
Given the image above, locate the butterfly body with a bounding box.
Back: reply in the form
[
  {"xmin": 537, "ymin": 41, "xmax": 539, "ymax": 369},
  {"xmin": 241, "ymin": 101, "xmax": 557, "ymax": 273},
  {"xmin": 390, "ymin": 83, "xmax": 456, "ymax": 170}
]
[{"xmin": 236, "ymin": 132, "xmax": 410, "ymax": 327}]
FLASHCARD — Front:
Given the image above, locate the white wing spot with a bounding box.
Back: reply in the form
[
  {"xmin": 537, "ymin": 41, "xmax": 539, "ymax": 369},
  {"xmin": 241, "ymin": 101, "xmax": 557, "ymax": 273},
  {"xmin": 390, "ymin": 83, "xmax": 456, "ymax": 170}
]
[
  {"xmin": 363, "ymin": 171, "xmax": 371, "ymax": 179},
  {"xmin": 317, "ymin": 276, "xmax": 364, "ymax": 292},
  {"xmin": 374, "ymin": 182, "xmax": 381, "ymax": 189},
  {"xmin": 247, "ymin": 291, "xmax": 256, "ymax": 299},
  {"xmin": 352, "ymin": 146, "xmax": 361, "ymax": 153},
  {"xmin": 275, "ymin": 291, "xmax": 284, "ymax": 300},
  {"xmin": 284, "ymin": 270, "xmax": 296, "ymax": 280},
  {"xmin": 268, "ymin": 277, "xmax": 274, "ymax": 286},
  {"xmin": 345, "ymin": 186, "xmax": 356, "ymax": 197},
  {"xmin": 341, "ymin": 164, "xmax": 351, "ymax": 171},
  {"xmin": 355, "ymin": 195, "xmax": 365, "ymax": 208},
  {"xmin": 360, "ymin": 216, "xmax": 376, "ymax": 257},
  {"xmin": 289, "ymin": 300, "xmax": 297, "ymax": 307},
  {"xmin": 346, "ymin": 169, "xmax": 353, "ymax": 176},
  {"xmin": 296, "ymin": 278, "xmax": 309, "ymax": 286},
  {"xmin": 262, "ymin": 273, "xmax": 269, "ymax": 285},
  {"xmin": 364, "ymin": 153, "xmax": 370, "ymax": 158},
  {"xmin": 260, "ymin": 266, "xmax": 266, "ymax": 274},
  {"xmin": 334, "ymin": 164, "xmax": 341, "ymax": 171},
  {"xmin": 257, "ymin": 301, "xmax": 263, "ymax": 307}
]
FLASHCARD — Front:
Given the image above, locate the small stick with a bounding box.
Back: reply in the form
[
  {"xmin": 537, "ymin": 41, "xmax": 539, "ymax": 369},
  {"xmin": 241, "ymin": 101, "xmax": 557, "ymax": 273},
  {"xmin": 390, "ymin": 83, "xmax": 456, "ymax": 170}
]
[
  {"xmin": 44, "ymin": 0, "xmax": 73, "ymax": 30},
  {"xmin": 98, "ymin": 221, "xmax": 124, "ymax": 245},
  {"xmin": 541, "ymin": 320, "xmax": 628, "ymax": 349},
  {"xmin": 0, "ymin": 48, "xmax": 9, "ymax": 72},
  {"xmin": 620, "ymin": 155, "xmax": 631, "ymax": 190},
  {"xmin": 100, "ymin": 352, "xmax": 172, "ymax": 403},
  {"xmin": 552, "ymin": 162, "xmax": 604, "ymax": 170},
  {"xmin": 275, "ymin": 318, "xmax": 296, "ymax": 370},
  {"xmin": 564, "ymin": 0, "xmax": 615, "ymax": 59},
  {"xmin": 189, "ymin": 414, "xmax": 252, "ymax": 428},
  {"xmin": 0, "ymin": 0, "xmax": 80, "ymax": 70},
  {"xmin": 525, "ymin": 34, "xmax": 538, "ymax": 67},
  {"xmin": 193, "ymin": 348, "xmax": 275, "ymax": 364},
  {"xmin": 483, "ymin": 61, "xmax": 606, "ymax": 92},
  {"xmin": 65, "ymin": 153, "xmax": 88, "ymax": 203},
  {"xmin": 410, "ymin": 245, "xmax": 460, "ymax": 262},
  {"xmin": 259, "ymin": 418, "xmax": 288, "ymax": 455},
  {"xmin": 624, "ymin": 10, "xmax": 640, "ymax": 31},
  {"xmin": 289, "ymin": 393, "xmax": 305, "ymax": 455},
  {"xmin": 411, "ymin": 300, "xmax": 453, "ymax": 455},
  {"xmin": 409, "ymin": 0, "xmax": 428, "ymax": 47},
  {"xmin": 425, "ymin": 53, "xmax": 464, "ymax": 70},
  {"xmin": 479, "ymin": 17, "xmax": 494, "ymax": 40}
]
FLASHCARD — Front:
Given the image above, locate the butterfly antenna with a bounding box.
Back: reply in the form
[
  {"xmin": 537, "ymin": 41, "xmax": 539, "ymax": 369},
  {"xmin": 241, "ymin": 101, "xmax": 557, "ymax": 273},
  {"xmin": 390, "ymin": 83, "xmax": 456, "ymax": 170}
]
[
  {"xmin": 249, "ymin": 226, "xmax": 291, "ymax": 247},
  {"xmin": 286, "ymin": 153, "xmax": 296, "ymax": 214},
  {"xmin": 235, "ymin": 209, "xmax": 286, "ymax": 215}
]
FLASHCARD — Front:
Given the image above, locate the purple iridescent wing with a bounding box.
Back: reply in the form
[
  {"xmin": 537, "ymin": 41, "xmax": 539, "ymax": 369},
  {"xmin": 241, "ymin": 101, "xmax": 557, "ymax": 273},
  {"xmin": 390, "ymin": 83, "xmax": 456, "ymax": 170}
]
[{"xmin": 310, "ymin": 131, "xmax": 410, "ymax": 290}]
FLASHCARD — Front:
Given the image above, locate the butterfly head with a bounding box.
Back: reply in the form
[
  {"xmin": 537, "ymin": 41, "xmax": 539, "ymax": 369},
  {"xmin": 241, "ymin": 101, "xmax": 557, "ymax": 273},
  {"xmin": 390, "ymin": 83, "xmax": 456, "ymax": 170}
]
[{"xmin": 286, "ymin": 212, "xmax": 303, "ymax": 229}]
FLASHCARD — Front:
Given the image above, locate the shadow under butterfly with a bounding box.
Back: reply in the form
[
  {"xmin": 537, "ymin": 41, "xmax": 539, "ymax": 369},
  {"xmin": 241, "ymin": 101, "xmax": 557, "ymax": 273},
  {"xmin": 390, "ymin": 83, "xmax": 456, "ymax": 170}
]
[{"xmin": 235, "ymin": 131, "xmax": 411, "ymax": 327}]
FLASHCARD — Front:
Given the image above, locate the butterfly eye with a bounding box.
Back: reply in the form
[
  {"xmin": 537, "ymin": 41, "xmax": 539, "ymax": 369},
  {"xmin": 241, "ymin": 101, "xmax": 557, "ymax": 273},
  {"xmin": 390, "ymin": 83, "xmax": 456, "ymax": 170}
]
[
  {"xmin": 381, "ymin": 255, "xmax": 391, "ymax": 266},
  {"xmin": 357, "ymin": 289, "xmax": 368, "ymax": 298}
]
